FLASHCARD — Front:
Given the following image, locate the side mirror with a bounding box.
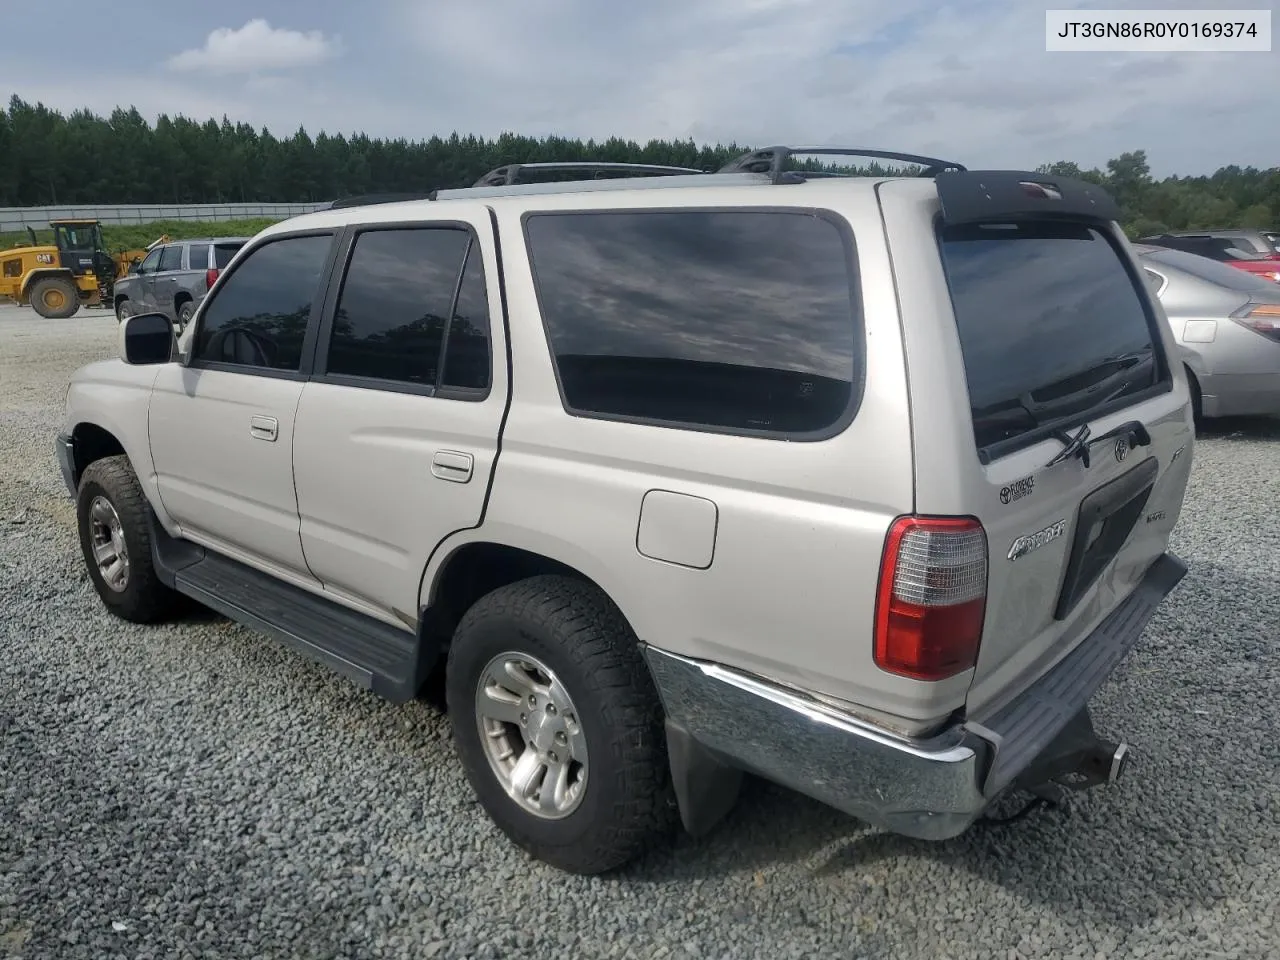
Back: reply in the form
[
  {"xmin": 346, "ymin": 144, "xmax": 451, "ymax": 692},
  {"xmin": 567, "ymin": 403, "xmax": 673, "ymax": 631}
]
[
  {"xmin": 119, "ymin": 313, "xmax": 176, "ymax": 365},
  {"xmin": 128, "ymin": 260, "xmax": 141, "ymax": 274}
]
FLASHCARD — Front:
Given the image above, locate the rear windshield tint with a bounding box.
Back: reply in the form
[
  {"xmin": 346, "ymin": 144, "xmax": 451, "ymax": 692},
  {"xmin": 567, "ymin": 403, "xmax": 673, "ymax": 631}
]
[
  {"xmin": 213, "ymin": 243, "xmax": 243, "ymax": 268},
  {"xmin": 939, "ymin": 221, "xmax": 1161, "ymax": 455}
]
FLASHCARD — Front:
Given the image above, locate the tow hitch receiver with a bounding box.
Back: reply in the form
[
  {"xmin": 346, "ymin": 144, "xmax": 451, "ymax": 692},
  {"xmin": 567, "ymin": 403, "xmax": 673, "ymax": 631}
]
[{"xmin": 1009, "ymin": 709, "xmax": 1131, "ymax": 803}]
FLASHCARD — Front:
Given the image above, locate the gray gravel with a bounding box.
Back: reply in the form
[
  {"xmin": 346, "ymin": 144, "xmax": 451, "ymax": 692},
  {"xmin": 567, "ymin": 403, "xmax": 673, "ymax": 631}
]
[{"xmin": 1, "ymin": 301, "xmax": 1278, "ymax": 960}]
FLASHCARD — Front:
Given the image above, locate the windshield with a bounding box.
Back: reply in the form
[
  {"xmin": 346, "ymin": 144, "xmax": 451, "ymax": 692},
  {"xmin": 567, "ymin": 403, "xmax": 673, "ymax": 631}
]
[
  {"xmin": 939, "ymin": 220, "xmax": 1162, "ymax": 456},
  {"xmin": 54, "ymin": 223, "xmax": 101, "ymax": 249},
  {"xmin": 1143, "ymin": 246, "xmax": 1280, "ymax": 293}
]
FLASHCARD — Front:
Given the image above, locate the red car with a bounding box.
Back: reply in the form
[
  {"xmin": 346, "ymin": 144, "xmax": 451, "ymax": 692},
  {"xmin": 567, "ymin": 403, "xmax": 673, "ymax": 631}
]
[{"xmin": 1140, "ymin": 233, "xmax": 1280, "ymax": 283}]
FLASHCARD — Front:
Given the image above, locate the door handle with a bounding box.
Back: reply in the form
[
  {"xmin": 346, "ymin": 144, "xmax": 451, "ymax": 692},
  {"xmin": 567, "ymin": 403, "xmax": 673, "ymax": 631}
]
[
  {"xmin": 431, "ymin": 450, "xmax": 474, "ymax": 483},
  {"xmin": 249, "ymin": 415, "xmax": 278, "ymax": 442}
]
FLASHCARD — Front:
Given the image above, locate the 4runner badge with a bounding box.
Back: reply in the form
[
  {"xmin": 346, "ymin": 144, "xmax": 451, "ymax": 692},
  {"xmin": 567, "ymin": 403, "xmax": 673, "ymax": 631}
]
[{"xmin": 1008, "ymin": 519, "xmax": 1067, "ymax": 561}]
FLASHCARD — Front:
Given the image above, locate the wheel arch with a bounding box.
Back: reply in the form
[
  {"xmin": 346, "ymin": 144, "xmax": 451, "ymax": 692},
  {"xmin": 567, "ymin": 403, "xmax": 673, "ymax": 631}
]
[
  {"xmin": 418, "ymin": 536, "xmax": 637, "ymax": 652},
  {"xmin": 21, "ymin": 268, "xmax": 76, "ymax": 298},
  {"xmin": 70, "ymin": 421, "xmax": 127, "ymax": 484},
  {"xmin": 64, "ymin": 409, "xmax": 176, "ymax": 533}
]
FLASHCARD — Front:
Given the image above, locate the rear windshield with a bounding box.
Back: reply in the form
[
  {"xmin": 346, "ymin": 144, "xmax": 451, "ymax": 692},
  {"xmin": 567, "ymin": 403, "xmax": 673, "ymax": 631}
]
[
  {"xmin": 1144, "ymin": 246, "xmax": 1279, "ymax": 293},
  {"xmin": 939, "ymin": 221, "xmax": 1161, "ymax": 456},
  {"xmin": 213, "ymin": 243, "xmax": 243, "ymax": 268}
]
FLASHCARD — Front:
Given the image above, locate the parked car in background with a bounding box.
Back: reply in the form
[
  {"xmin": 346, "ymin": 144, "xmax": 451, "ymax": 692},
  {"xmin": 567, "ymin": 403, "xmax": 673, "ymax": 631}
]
[
  {"xmin": 1139, "ymin": 233, "xmax": 1280, "ymax": 283},
  {"xmin": 1137, "ymin": 243, "xmax": 1280, "ymax": 420},
  {"xmin": 1161, "ymin": 228, "xmax": 1280, "ymax": 259},
  {"xmin": 113, "ymin": 237, "xmax": 249, "ymax": 329}
]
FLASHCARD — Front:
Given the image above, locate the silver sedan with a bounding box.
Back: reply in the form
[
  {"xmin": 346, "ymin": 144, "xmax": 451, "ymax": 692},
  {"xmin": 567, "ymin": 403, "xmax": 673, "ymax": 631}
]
[{"xmin": 1137, "ymin": 243, "xmax": 1280, "ymax": 421}]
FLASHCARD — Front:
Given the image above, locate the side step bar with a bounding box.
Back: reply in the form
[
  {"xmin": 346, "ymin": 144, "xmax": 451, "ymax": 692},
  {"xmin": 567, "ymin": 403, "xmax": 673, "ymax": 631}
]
[{"xmin": 149, "ymin": 516, "xmax": 435, "ymax": 702}]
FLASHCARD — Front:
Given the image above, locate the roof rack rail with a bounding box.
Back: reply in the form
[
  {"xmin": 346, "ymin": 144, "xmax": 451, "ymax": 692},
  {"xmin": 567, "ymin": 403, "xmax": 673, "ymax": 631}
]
[
  {"xmin": 323, "ymin": 192, "xmax": 437, "ymax": 210},
  {"xmin": 473, "ymin": 161, "xmax": 706, "ymax": 187},
  {"xmin": 718, "ymin": 146, "xmax": 967, "ymax": 184}
]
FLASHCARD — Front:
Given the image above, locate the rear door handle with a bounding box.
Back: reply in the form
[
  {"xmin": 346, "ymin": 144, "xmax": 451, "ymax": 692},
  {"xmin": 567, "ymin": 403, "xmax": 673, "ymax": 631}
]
[
  {"xmin": 431, "ymin": 450, "xmax": 474, "ymax": 483},
  {"xmin": 249, "ymin": 415, "xmax": 278, "ymax": 442}
]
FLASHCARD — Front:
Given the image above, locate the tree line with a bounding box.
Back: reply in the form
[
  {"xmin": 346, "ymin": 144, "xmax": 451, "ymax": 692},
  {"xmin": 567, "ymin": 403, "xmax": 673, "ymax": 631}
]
[{"xmin": 2, "ymin": 95, "xmax": 1276, "ymax": 237}]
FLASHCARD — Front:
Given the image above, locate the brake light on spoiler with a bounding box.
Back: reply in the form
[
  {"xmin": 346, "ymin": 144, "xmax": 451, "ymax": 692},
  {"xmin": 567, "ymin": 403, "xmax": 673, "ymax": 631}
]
[{"xmin": 874, "ymin": 517, "xmax": 988, "ymax": 681}]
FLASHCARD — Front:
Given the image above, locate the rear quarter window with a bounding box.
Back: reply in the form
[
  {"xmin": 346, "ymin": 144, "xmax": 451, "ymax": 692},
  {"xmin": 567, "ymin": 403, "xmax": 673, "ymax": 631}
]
[
  {"xmin": 524, "ymin": 208, "xmax": 861, "ymax": 439},
  {"xmin": 213, "ymin": 243, "xmax": 243, "ymax": 268},
  {"xmin": 938, "ymin": 220, "xmax": 1165, "ymax": 457}
]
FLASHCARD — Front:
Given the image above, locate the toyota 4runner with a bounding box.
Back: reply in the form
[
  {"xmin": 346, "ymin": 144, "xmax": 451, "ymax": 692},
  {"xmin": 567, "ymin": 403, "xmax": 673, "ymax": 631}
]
[{"xmin": 56, "ymin": 148, "xmax": 1193, "ymax": 875}]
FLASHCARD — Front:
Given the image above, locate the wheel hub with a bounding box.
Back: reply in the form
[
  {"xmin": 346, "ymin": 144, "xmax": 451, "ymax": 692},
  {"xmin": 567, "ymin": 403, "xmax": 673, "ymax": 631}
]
[
  {"xmin": 475, "ymin": 653, "xmax": 588, "ymax": 820},
  {"xmin": 88, "ymin": 495, "xmax": 130, "ymax": 591}
]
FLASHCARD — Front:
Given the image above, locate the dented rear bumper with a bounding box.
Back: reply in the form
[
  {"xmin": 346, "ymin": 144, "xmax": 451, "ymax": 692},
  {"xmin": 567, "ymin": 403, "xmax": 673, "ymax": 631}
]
[{"xmin": 644, "ymin": 551, "xmax": 1187, "ymax": 840}]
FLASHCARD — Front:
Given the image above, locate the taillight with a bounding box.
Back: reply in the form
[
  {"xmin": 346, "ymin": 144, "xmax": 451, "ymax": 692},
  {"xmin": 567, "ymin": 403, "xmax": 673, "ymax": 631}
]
[
  {"xmin": 874, "ymin": 516, "xmax": 988, "ymax": 681},
  {"xmin": 1231, "ymin": 303, "xmax": 1280, "ymax": 342},
  {"xmin": 205, "ymin": 268, "xmax": 219, "ymax": 288}
]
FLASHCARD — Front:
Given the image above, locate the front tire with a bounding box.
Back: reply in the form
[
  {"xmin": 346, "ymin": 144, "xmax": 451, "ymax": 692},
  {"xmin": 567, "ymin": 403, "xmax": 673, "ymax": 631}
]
[
  {"xmin": 115, "ymin": 297, "xmax": 131, "ymax": 322},
  {"xmin": 446, "ymin": 575, "xmax": 675, "ymax": 874},
  {"xmin": 30, "ymin": 276, "xmax": 80, "ymax": 319},
  {"xmin": 76, "ymin": 455, "xmax": 180, "ymax": 623}
]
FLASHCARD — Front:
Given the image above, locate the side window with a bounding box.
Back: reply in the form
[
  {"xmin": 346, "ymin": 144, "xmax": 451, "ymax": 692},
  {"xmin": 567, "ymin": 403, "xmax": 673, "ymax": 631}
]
[
  {"xmin": 326, "ymin": 227, "xmax": 472, "ymax": 387},
  {"xmin": 158, "ymin": 245, "xmax": 183, "ymax": 272},
  {"xmin": 188, "ymin": 244, "xmax": 212, "ymax": 270},
  {"xmin": 137, "ymin": 249, "xmax": 161, "ymax": 274},
  {"xmin": 524, "ymin": 210, "xmax": 860, "ymax": 436},
  {"xmin": 193, "ymin": 234, "xmax": 332, "ymax": 372},
  {"xmin": 440, "ymin": 241, "xmax": 491, "ymax": 391}
]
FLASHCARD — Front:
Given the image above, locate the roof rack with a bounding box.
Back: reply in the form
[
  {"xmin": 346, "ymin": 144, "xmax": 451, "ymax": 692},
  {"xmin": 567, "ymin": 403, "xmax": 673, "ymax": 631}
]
[
  {"xmin": 324, "ymin": 192, "xmax": 437, "ymax": 210},
  {"xmin": 472, "ymin": 161, "xmax": 706, "ymax": 187},
  {"xmin": 719, "ymin": 146, "xmax": 967, "ymax": 184}
]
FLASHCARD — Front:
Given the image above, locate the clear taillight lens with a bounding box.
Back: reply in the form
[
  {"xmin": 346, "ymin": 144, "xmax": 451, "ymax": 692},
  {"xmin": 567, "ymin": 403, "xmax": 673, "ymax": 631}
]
[
  {"xmin": 1231, "ymin": 303, "xmax": 1280, "ymax": 342},
  {"xmin": 874, "ymin": 516, "xmax": 988, "ymax": 681}
]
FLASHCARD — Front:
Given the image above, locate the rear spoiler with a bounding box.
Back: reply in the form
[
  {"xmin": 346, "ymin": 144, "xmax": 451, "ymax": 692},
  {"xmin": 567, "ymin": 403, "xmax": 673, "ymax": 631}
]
[{"xmin": 936, "ymin": 170, "xmax": 1121, "ymax": 226}]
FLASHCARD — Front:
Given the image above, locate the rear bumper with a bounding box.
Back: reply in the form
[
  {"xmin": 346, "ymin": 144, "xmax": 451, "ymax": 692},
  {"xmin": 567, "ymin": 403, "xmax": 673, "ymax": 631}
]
[
  {"xmin": 644, "ymin": 551, "xmax": 1187, "ymax": 840},
  {"xmin": 1199, "ymin": 372, "xmax": 1280, "ymax": 418},
  {"xmin": 55, "ymin": 432, "xmax": 77, "ymax": 498}
]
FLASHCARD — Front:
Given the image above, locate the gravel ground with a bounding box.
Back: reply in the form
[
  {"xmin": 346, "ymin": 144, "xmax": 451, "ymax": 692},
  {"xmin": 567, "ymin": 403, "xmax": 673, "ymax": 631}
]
[{"xmin": 1, "ymin": 301, "xmax": 1278, "ymax": 960}]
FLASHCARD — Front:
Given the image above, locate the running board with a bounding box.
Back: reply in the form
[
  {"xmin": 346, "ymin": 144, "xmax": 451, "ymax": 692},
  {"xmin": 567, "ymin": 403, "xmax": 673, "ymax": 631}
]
[{"xmin": 149, "ymin": 516, "xmax": 433, "ymax": 702}]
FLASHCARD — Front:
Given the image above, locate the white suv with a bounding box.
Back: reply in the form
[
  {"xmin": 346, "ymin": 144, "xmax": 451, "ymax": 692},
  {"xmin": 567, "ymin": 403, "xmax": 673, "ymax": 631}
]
[{"xmin": 56, "ymin": 149, "xmax": 1195, "ymax": 875}]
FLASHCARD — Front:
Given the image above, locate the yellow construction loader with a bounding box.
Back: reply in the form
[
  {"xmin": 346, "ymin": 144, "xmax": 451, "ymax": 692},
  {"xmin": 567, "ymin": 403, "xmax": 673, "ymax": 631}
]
[{"xmin": 0, "ymin": 220, "xmax": 166, "ymax": 319}]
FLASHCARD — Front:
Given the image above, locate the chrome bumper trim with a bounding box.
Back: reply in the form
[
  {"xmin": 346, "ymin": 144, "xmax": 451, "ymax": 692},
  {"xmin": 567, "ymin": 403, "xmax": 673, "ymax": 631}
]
[{"xmin": 644, "ymin": 551, "xmax": 1187, "ymax": 841}]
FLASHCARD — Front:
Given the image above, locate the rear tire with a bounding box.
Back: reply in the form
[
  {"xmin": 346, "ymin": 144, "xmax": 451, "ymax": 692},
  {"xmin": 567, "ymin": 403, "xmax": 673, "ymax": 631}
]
[
  {"xmin": 30, "ymin": 276, "xmax": 79, "ymax": 319},
  {"xmin": 446, "ymin": 575, "xmax": 675, "ymax": 875},
  {"xmin": 76, "ymin": 455, "xmax": 181, "ymax": 623},
  {"xmin": 177, "ymin": 300, "xmax": 194, "ymax": 330}
]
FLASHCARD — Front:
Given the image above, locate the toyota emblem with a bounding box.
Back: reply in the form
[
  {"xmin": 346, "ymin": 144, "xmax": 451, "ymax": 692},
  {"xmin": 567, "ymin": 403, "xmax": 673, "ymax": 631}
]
[{"xmin": 1115, "ymin": 437, "xmax": 1130, "ymax": 462}]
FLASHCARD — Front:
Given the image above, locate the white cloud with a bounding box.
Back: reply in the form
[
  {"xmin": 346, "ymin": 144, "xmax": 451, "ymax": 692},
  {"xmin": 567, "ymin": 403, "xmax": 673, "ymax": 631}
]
[{"xmin": 167, "ymin": 19, "xmax": 339, "ymax": 75}]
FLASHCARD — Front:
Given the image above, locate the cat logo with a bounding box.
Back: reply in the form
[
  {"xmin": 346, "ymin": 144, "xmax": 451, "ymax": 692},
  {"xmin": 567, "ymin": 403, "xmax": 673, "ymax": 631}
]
[{"xmin": 36, "ymin": 253, "xmax": 54, "ymax": 264}]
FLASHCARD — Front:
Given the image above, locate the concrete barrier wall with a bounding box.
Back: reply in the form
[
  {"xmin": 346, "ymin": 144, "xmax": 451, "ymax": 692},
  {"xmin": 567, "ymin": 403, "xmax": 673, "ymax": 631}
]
[{"xmin": 0, "ymin": 203, "xmax": 324, "ymax": 232}]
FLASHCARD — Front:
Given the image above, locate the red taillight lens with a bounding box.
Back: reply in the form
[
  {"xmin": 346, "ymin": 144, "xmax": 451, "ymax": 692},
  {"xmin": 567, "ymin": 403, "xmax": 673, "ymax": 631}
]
[
  {"xmin": 874, "ymin": 516, "xmax": 988, "ymax": 681},
  {"xmin": 205, "ymin": 268, "xmax": 219, "ymax": 288},
  {"xmin": 1231, "ymin": 303, "xmax": 1280, "ymax": 342}
]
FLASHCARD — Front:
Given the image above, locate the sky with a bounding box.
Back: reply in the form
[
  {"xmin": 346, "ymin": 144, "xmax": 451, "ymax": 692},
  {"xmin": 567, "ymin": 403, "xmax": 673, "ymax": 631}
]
[{"xmin": 1, "ymin": 0, "xmax": 1275, "ymax": 178}]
